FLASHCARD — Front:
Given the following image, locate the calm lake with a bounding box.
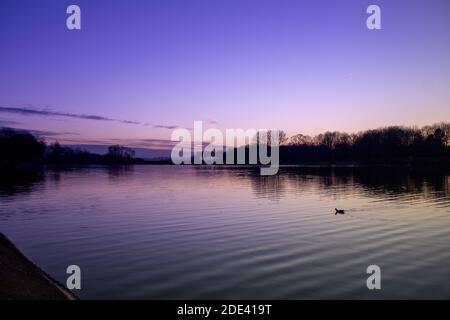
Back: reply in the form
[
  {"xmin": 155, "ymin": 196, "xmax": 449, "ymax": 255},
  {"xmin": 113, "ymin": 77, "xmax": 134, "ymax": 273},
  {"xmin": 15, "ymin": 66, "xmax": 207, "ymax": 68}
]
[{"xmin": 1, "ymin": 165, "xmax": 449, "ymax": 299}]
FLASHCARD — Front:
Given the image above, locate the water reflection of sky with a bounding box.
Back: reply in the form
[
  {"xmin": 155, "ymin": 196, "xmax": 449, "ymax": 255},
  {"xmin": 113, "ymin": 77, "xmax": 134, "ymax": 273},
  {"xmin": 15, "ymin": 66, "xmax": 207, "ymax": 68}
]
[{"xmin": 0, "ymin": 166, "xmax": 449, "ymax": 299}]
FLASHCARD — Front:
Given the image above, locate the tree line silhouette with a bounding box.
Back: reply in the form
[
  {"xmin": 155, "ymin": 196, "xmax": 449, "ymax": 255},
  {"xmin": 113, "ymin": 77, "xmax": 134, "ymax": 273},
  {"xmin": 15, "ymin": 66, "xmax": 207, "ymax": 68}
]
[
  {"xmin": 228, "ymin": 123, "xmax": 450, "ymax": 164},
  {"xmin": 0, "ymin": 127, "xmax": 147, "ymax": 168},
  {"xmin": 1, "ymin": 123, "xmax": 449, "ymax": 168},
  {"xmin": 278, "ymin": 123, "xmax": 449, "ymax": 163}
]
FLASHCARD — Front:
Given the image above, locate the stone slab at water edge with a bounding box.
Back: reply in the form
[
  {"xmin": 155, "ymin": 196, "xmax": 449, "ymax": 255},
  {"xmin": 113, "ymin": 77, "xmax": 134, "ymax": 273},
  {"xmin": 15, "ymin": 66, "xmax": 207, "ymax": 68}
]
[{"xmin": 0, "ymin": 233, "xmax": 75, "ymax": 300}]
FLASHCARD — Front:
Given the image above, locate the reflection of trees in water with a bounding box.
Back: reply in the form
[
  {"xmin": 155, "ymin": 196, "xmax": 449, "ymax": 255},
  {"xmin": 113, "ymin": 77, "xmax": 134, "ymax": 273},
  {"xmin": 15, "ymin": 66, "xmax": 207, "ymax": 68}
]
[
  {"xmin": 243, "ymin": 167, "xmax": 450, "ymax": 202},
  {"xmin": 0, "ymin": 167, "xmax": 71, "ymax": 197},
  {"xmin": 248, "ymin": 174, "xmax": 287, "ymax": 201},
  {"xmin": 1, "ymin": 166, "xmax": 448, "ymax": 204},
  {"xmin": 350, "ymin": 167, "xmax": 449, "ymax": 200},
  {"xmin": 192, "ymin": 165, "xmax": 287, "ymax": 201},
  {"xmin": 107, "ymin": 165, "xmax": 135, "ymax": 181},
  {"xmin": 0, "ymin": 166, "xmax": 137, "ymax": 197},
  {"xmin": 0, "ymin": 168, "xmax": 45, "ymax": 197}
]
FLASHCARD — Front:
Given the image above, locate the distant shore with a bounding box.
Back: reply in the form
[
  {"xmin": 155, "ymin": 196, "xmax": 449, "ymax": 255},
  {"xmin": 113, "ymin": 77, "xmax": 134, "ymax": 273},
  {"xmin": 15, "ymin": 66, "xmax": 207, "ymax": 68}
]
[
  {"xmin": 0, "ymin": 233, "xmax": 75, "ymax": 300},
  {"xmin": 2, "ymin": 124, "xmax": 449, "ymax": 169}
]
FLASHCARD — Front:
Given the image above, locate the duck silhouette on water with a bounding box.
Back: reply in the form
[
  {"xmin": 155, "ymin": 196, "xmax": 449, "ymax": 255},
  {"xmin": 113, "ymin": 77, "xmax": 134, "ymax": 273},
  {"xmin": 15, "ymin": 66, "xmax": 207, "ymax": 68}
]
[{"xmin": 335, "ymin": 208, "xmax": 345, "ymax": 215}]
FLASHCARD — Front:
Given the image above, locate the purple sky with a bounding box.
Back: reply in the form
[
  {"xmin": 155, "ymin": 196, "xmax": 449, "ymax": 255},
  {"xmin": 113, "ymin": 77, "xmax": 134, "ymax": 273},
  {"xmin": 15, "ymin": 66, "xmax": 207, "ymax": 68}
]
[{"xmin": 1, "ymin": 0, "xmax": 449, "ymax": 149}]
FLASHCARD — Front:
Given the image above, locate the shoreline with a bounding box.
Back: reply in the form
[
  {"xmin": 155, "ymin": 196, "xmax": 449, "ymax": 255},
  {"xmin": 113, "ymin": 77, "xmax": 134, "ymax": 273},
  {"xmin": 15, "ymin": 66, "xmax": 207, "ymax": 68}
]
[
  {"xmin": 2, "ymin": 157, "xmax": 450, "ymax": 168},
  {"xmin": 0, "ymin": 233, "xmax": 76, "ymax": 300}
]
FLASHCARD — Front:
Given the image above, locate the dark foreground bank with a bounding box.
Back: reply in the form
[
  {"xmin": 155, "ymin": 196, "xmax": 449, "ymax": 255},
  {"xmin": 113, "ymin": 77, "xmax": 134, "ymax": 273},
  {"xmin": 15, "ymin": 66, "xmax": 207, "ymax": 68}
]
[{"xmin": 0, "ymin": 233, "xmax": 75, "ymax": 300}]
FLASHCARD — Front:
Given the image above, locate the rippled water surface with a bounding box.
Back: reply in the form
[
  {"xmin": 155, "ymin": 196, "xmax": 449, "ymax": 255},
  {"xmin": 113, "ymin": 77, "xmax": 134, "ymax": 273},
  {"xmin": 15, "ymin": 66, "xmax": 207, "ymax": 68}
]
[{"xmin": 1, "ymin": 165, "xmax": 450, "ymax": 299}]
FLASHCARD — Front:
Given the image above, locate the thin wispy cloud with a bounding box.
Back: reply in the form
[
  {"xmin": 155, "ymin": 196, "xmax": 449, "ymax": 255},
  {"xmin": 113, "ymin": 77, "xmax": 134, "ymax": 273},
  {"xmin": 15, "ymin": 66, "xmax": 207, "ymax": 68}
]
[
  {"xmin": 0, "ymin": 119, "xmax": 19, "ymax": 126},
  {"xmin": 26, "ymin": 129, "xmax": 80, "ymax": 137},
  {"xmin": 9, "ymin": 128, "xmax": 216, "ymax": 151},
  {"xmin": 2, "ymin": 126, "xmax": 79, "ymax": 137},
  {"xmin": 59, "ymin": 137, "xmax": 178, "ymax": 150},
  {"xmin": 154, "ymin": 120, "xmax": 218, "ymax": 129},
  {"xmin": 154, "ymin": 124, "xmax": 179, "ymax": 130},
  {"xmin": 0, "ymin": 105, "xmax": 143, "ymax": 125}
]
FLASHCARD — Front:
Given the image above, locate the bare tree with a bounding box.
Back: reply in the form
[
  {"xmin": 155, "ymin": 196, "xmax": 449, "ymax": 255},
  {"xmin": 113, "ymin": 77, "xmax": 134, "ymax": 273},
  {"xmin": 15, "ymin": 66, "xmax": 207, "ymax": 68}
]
[
  {"xmin": 255, "ymin": 130, "xmax": 288, "ymax": 146},
  {"xmin": 108, "ymin": 145, "xmax": 135, "ymax": 159},
  {"xmin": 289, "ymin": 134, "xmax": 313, "ymax": 146}
]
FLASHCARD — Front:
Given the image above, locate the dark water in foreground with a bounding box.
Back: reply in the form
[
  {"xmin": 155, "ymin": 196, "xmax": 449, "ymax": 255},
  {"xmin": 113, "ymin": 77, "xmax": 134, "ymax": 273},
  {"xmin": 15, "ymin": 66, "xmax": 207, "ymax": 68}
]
[{"xmin": 1, "ymin": 165, "xmax": 450, "ymax": 299}]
